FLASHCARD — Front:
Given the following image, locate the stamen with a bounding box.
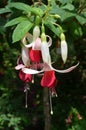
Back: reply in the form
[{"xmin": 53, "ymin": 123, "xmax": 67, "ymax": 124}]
[
  {"xmin": 25, "ymin": 90, "xmax": 28, "ymax": 108},
  {"xmin": 51, "ymin": 88, "xmax": 58, "ymax": 97},
  {"xmin": 49, "ymin": 90, "xmax": 53, "ymax": 115},
  {"xmin": 24, "ymin": 83, "xmax": 30, "ymax": 108},
  {"xmin": 51, "ymin": 91, "xmax": 58, "ymax": 97}
]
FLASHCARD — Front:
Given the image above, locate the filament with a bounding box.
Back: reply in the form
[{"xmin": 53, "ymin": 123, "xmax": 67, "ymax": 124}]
[
  {"xmin": 49, "ymin": 90, "xmax": 53, "ymax": 115},
  {"xmin": 25, "ymin": 90, "xmax": 28, "ymax": 108}
]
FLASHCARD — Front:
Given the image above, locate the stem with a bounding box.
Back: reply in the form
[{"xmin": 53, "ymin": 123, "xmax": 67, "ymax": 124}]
[
  {"xmin": 52, "ymin": 22, "xmax": 63, "ymax": 33},
  {"xmin": 48, "ymin": 0, "xmax": 51, "ymax": 6},
  {"xmin": 43, "ymin": 88, "xmax": 51, "ymax": 130}
]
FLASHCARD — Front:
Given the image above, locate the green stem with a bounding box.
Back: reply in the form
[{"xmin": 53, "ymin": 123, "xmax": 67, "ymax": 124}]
[{"xmin": 48, "ymin": 0, "xmax": 51, "ymax": 6}]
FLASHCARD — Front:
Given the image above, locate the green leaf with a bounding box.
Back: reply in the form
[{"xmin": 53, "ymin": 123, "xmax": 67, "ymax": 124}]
[
  {"xmin": 0, "ymin": 7, "xmax": 11, "ymax": 14},
  {"xmin": 61, "ymin": 3, "xmax": 75, "ymax": 11},
  {"xmin": 7, "ymin": 2, "xmax": 31, "ymax": 13},
  {"xmin": 69, "ymin": 22, "xmax": 83, "ymax": 39},
  {"xmin": 12, "ymin": 20, "xmax": 33, "ymax": 43},
  {"xmin": 50, "ymin": 6, "xmax": 76, "ymax": 21},
  {"xmin": 76, "ymin": 14, "xmax": 86, "ymax": 25},
  {"xmin": 7, "ymin": 2, "xmax": 43, "ymax": 16},
  {"xmin": 5, "ymin": 16, "xmax": 28, "ymax": 27},
  {"xmin": 62, "ymin": 10, "xmax": 76, "ymax": 21},
  {"xmin": 58, "ymin": 0, "xmax": 73, "ymax": 4},
  {"xmin": 44, "ymin": 20, "xmax": 60, "ymax": 37},
  {"xmin": 31, "ymin": 7, "xmax": 44, "ymax": 17}
]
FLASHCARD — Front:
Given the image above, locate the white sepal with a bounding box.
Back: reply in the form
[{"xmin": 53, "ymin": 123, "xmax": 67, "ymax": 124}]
[
  {"xmin": 22, "ymin": 46, "xmax": 30, "ymax": 66},
  {"xmin": 41, "ymin": 41, "xmax": 51, "ymax": 66},
  {"xmin": 22, "ymin": 68, "xmax": 43, "ymax": 74},
  {"xmin": 50, "ymin": 62, "xmax": 79, "ymax": 73}
]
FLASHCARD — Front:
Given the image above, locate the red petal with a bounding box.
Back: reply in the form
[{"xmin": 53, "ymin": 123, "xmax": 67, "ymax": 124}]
[
  {"xmin": 29, "ymin": 48, "xmax": 42, "ymax": 62},
  {"xmin": 41, "ymin": 70, "xmax": 57, "ymax": 88},
  {"xmin": 19, "ymin": 70, "xmax": 32, "ymax": 82},
  {"xmin": 49, "ymin": 78, "xmax": 58, "ymax": 89}
]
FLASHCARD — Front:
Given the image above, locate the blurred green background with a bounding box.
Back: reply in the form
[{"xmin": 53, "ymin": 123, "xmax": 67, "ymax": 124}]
[{"xmin": 0, "ymin": 0, "xmax": 86, "ymax": 130}]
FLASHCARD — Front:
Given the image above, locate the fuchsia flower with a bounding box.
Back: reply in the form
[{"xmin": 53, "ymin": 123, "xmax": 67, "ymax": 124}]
[{"xmin": 15, "ymin": 26, "xmax": 79, "ymax": 91}]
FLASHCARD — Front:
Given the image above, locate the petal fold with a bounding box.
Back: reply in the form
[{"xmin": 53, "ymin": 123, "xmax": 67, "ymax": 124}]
[
  {"xmin": 41, "ymin": 70, "xmax": 57, "ymax": 88},
  {"xmin": 19, "ymin": 70, "xmax": 32, "ymax": 82}
]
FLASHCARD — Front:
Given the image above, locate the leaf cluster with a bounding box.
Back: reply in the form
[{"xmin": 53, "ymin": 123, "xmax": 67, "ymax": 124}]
[{"xmin": 0, "ymin": 0, "xmax": 86, "ymax": 43}]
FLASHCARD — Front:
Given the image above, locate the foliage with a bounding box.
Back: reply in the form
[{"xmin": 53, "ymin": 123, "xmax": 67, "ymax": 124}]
[
  {"xmin": 0, "ymin": 114, "xmax": 22, "ymax": 130},
  {"xmin": 0, "ymin": 0, "xmax": 86, "ymax": 130}
]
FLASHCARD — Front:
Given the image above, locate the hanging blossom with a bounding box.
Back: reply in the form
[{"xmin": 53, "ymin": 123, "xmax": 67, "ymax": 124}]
[
  {"xmin": 15, "ymin": 26, "xmax": 43, "ymax": 74},
  {"xmin": 15, "ymin": 26, "xmax": 79, "ymax": 93},
  {"xmin": 15, "ymin": 25, "xmax": 79, "ymax": 113}
]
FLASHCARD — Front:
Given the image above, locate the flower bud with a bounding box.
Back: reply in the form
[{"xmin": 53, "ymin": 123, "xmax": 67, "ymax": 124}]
[{"xmin": 60, "ymin": 33, "xmax": 68, "ymax": 63}]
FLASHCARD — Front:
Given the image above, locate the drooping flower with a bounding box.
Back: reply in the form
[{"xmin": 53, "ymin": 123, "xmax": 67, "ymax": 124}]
[
  {"xmin": 15, "ymin": 38, "xmax": 44, "ymax": 75},
  {"xmin": 39, "ymin": 32, "xmax": 78, "ymax": 94},
  {"xmin": 22, "ymin": 26, "xmax": 41, "ymax": 50},
  {"xmin": 15, "ymin": 26, "xmax": 43, "ymax": 73},
  {"xmin": 20, "ymin": 31, "xmax": 79, "ymax": 75},
  {"xmin": 15, "ymin": 27, "xmax": 79, "ymax": 89},
  {"xmin": 40, "ymin": 32, "xmax": 79, "ymax": 73},
  {"xmin": 21, "ymin": 26, "xmax": 42, "ymax": 63},
  {"xmin": 14, "ymin": 24, "xmax": 80, "ymax": 113}
]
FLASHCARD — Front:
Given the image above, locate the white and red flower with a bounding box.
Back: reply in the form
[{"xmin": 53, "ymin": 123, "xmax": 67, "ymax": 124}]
[{"xmin": 15, "ymin": 26, "xmax": 79, "ymax": 93}]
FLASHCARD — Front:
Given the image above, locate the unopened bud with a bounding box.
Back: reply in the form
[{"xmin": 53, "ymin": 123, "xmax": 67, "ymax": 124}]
[
  {"xmin": 60, "ymin": 33, "xmax": 68, "ymax": 63},
  {"xmin": 54, "ymin": 14, "xmax": 61, "ymax": 18},
  {"xmin": 61, "ymin": 40, "xmax": 68, "ymax": 64}
]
